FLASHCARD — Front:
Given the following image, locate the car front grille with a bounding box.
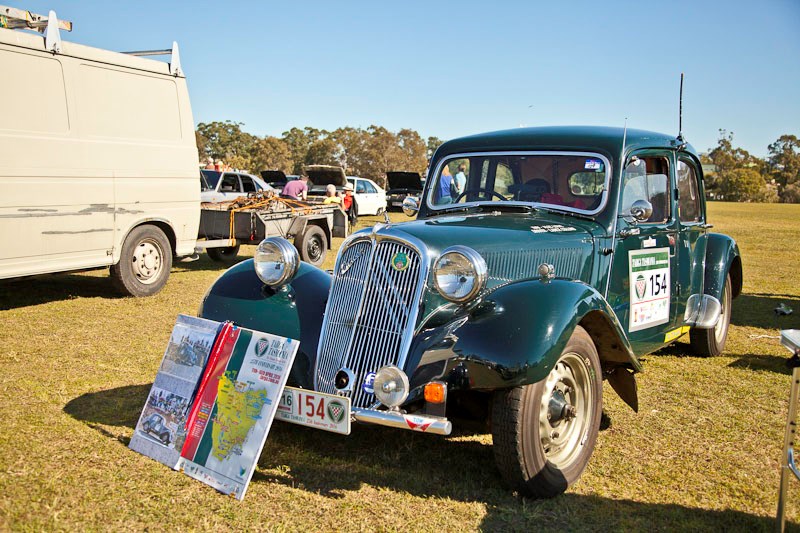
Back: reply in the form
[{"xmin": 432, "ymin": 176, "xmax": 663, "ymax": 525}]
[{"xmin": 315, "ymin": 237, "xmax": 424, "ymax": 408}]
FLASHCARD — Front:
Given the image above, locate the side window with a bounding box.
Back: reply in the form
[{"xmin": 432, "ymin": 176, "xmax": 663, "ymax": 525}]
[
  {"xmin": 240, "ymin": 175, "xmax": 257, "ymax": 193},
  {"xmin": 621, "ymin": 156, "xmax": 671, "ymax": 223},
  {"xmin": 677, "ymin": 160, "xmax": 702, "ymax": 223},
  {"xmin": 220, "ymin": 174, "xmax": 239, "ymax": 192},
  {"xmin": 495, "ymin": 162, "xmax": 514, "ymax": 197},
  {"xmin": 356, "ymin": 180, "xmax": 367, "ymax": 193},
  {"xmin": 364, "ymin": 181, "xmax": 377, "ymax": 194}
]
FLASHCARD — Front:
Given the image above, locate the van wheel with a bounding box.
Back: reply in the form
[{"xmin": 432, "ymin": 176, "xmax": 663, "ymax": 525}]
[
  {"xmin": 295, "ymin": 225, "xmax": 327, "ymax": 267},
  {"xmin": 491, "ymin": 326, "xmax": 602, "ymax": 498},
  {"xmin": 207, "ymin": 244, "xmax": 240, "ymax": 263},
  {"xmin": 690, "ymin": 274, "xmax": 732, "ymax": 357},
  {"xmin": 111, "ymin": 225, "xmax": 172, "ymax": 297}
]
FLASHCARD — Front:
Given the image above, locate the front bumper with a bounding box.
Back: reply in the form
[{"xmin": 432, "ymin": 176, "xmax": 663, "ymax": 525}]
[{"xmin": 353, "ymin": 407, "xmax": 452, "ymax": 435}]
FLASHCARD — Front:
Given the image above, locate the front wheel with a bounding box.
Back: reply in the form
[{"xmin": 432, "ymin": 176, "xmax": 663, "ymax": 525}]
[
  {"xmin": 295, "ymin": 225, "xmax": 327, "ymax": 267},
  {"xmin": 491, "ymin": 326, "xmax": 602, "ymax": 498},
  {"xmin": 110, "ymin": 225, "xmax": 172, "ymax": 297},
  {"xmin": 689, "ymin": 274, "xmax": 732, "ymax": 357}
]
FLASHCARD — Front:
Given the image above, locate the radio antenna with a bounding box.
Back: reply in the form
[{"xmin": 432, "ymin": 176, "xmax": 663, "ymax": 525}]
[{"xmin": 677, "ymin": 72, "xmax": 685, "ymax": 142}]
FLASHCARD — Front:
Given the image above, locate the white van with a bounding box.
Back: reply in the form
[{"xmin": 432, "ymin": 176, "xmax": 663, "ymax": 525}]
[{"xmin": 0, "ymin": 8, "xmax": 199, "ymax": 296}]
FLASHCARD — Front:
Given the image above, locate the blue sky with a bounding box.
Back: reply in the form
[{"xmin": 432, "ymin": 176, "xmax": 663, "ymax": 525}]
[{"xmin": 17, "ymin": 0, "xmax": 800, "ymax": 157}]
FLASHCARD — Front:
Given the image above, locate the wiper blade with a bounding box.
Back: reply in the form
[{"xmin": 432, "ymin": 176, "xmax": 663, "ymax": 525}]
[{"xmin": 532, "ymin": 204, "xmax": 595, "ymax": 221}]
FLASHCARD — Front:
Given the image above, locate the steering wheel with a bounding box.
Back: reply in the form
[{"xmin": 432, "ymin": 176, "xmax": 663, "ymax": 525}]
[{"xmin": 453, "ymin": 188, "xmax": 508, "ymax": 203}]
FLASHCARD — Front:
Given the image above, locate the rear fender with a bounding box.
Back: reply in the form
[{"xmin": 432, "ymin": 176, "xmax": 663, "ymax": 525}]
[{"xmin": 198, "ymin": 260, "xmax": 330, "ymax": 388}]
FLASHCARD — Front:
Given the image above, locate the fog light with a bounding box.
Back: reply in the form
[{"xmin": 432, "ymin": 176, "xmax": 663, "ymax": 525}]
[
  {"xmin": 373, "ymin": 366, "xmax": 409, "ymax": 408},
  {"xmin": 424, "ymin": 382, "xmax": 447, "ymax": 404}
]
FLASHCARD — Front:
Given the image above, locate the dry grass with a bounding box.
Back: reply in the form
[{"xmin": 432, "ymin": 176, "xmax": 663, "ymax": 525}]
[{"xmin": 1, "ymin": 204, "xmax": 799, "ymax": 531}]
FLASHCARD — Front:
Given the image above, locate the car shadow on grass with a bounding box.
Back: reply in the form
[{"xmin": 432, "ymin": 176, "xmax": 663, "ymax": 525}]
[
  {"xmin": 64, "ymin": 384, "xmax": 789, "ymax": 531},
  {"xmin": 0, "ymin": 272, "xmax": 125, "ymax": 309},
  {"xmin": 732, "ymin": 293, "xmax": 800, "ymax": 330}
]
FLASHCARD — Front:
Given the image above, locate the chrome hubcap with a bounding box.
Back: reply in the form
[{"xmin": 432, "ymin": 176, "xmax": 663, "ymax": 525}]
[
  {"xmin": 538, "ymin": 352, "xmax": 593, "ymax": 468},
  {"xmin": 131, "ymin": 239, "xmax": 163, "ymax": 284}
]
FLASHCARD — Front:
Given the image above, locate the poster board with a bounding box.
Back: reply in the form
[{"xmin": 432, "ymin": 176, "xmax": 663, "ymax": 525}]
[{"xmin": 129, "ymin": 315, "xmax": 299, "ymax": 500}]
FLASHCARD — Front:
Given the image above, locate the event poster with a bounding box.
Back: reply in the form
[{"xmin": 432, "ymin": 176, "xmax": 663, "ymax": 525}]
[
  {"xmin": 178, "ymin": 324, "xmax": 299, "ymax": 500},
  {"xmin": 129, "ymin": 314, "xmax": 220, "ymax": 469}
]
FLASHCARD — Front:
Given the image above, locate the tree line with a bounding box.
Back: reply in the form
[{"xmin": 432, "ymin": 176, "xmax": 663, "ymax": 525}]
[
  {"xmin": 702, "ymin": 130, "xmax": 799, "ymax": 202},
  {"xmin": 195, "ymin": 121, "xmax": 442, "ymax": 188},
  {"xmin": 196, "ymin": 121, "xmax": 799, "ymax": 202}
]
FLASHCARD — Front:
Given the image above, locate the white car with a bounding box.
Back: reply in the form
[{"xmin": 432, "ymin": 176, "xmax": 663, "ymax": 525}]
[
  {"xmin": 346, "ymin": 176, "xmax": 387, "ymax": 216},
  {"xmin": 200, "ymin": 170, "xmax": 273, "ymax": 203}
]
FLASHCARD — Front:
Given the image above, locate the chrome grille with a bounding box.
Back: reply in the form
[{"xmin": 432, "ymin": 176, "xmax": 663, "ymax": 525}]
[{"xmin": 315, "ymin": 237, "xmax": 423, "ymax": 408}]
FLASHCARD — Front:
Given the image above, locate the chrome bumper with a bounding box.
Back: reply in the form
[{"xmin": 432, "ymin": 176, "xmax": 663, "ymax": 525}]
[{"xmin": 352, "ymin": 407, "xmax": 452, "ymax": 435}]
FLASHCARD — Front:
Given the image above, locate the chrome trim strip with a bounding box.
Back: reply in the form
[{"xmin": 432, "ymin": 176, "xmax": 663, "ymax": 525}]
[
  {"xmin": 351, "ymin": 408, "xmax": 452, "ymax": 436},
  {"xmin": 426, "ymin": 150, "xmax": 612, "ymax": 216}
]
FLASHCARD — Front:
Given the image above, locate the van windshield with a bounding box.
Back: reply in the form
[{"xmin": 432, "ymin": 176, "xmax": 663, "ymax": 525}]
[{"xmin": 428, "ymin": 153, "xmax": 608, "ymax": 214}]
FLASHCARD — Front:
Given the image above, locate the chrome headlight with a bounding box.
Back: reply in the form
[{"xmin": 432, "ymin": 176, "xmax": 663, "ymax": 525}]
[
  {"xmin": 433, "ymin": 246, "xmax": 487, "ymax": 303},
  {"xmin": 373, "ymin": 365, "xmax": 409, "ymax": 408},
  {"xmin": 254, "ymin": 238, "xmax": 299, "ymax": 287}
]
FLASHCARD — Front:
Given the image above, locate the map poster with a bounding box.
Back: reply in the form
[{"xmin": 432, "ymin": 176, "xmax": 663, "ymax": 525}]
[
  {"xmin": 179, "ymin": 326, "xmax": 299, "ymax": 500},
  {"xmin": 129, "ymin": 314, "xmax": 221, "ymax": 469},
  {"xmin": 628, "ymin": 248, "xmax": 671, "ymax": 332}
]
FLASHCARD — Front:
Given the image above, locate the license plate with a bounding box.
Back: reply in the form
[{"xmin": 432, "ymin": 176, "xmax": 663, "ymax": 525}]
[
  {"xmin": 276, "ymin": 386, "xmax": 351, "ymax": 435},
  {"xmin": 392, "ymin": 201, "xmax": 403, "ymax": 207}
]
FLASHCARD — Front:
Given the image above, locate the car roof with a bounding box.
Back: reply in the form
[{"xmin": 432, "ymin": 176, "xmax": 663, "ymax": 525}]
[{"xmin": 434, "ymin": 125, "xmax": 697, "ymax": 160}]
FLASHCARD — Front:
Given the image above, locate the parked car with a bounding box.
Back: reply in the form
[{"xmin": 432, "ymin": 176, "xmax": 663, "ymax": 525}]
[
  {"xmin": 200, "ymin": 170, "xmax": 273, "ymax": 203},
  {"xmin": 385, "ymin": 171, "xmax": 424, "ymax": 210},
  {"xmin": 346, "ymin": 176, "xmax": 387, "ymax": 216},
  {"xmin": 260, "ymin": 170, "xmax": 299, "ymax": 194},
  {"xmin": 141, "ymin": 413, "xmax": 172, "ymax": 445},
  {"xmin": 0, "ymin": 11, "xmax": 199, "ymax": 297},
  {"xmin": 198, "ymin": 126, "xmax": 742, "ymax": 498}
]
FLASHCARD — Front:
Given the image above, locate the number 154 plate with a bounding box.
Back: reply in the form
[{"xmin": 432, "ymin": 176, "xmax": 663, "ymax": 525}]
[{"xmin": 276, "ymin": 386, "xmax": 351, "ymax": 435}]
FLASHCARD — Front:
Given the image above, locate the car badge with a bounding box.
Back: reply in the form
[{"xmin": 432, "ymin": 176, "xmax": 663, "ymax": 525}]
[
  {"xmin": 339, "ymin": 251, "xmax": 362, "ymax": 276},
  {"xmin": 635, "ymin": 275, "xmax": 647, "ymax": 300},
  {"xmin": 391, "ymin": 252, "xmax": 409, "ymax": 272},
  {"xmin": 327, "ymin": 400, "xmax": 346, "ymax": 423}
]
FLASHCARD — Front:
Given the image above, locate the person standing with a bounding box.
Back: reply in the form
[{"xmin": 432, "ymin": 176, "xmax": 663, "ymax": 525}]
[
  {"xmin": 437, "ymin": 165, "xmax": 454, "ymax": 204},
  {"xmin": 281, "ymin": 175, "xmax": 309, "ymax": 200},
  {"xmin": 454, "ymin": 164, "xmax": 467, "ymax": 196}
]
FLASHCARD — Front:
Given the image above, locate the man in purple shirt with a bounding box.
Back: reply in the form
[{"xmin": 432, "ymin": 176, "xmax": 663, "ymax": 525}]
[{"xmin": 281, "ymin": 175, "xmax": 309, "ymax": 200}]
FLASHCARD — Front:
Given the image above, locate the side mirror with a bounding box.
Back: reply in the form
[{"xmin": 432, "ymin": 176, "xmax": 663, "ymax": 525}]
[
  {"xmin": 402, "ymin": 196, "xmax": 419, "ymax": 217},
  {"xmin": 628, "ymin": 199, "xmax": 653, "ymax": 223}
]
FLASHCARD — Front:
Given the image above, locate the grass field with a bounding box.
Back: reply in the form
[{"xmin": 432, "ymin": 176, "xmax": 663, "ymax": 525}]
[{"xmin": 1, "ymin": 202, "xmax": 799, "ymax": 531}]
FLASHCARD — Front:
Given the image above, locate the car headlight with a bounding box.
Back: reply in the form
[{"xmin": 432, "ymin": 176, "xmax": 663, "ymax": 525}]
[
  {"xmin": 254, "ymin": 237, "xmax": 299, "ymax": 287},
  {"xmin": 433, "ymin": 246, "xmax": 487, "ymax": 303},
  {"xmin": 373, "ymin": 365, "xmax": 409, "ymax": 408}
]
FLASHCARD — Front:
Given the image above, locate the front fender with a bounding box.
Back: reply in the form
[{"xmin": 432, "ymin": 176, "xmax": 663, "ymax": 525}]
[
  {"xmin": 405, "ymin": 279, "xmax": 639, "ymax": 393},
  {"xmin": 705, "ymin": 233, "xmax": 742, "ymax": 299},
  {"xmin": 198, "ymin": 260, "xmax": 331, "ymax": 388}
]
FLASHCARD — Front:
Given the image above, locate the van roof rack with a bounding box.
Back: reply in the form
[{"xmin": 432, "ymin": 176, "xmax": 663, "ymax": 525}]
[
  {"xmin": 1, "ymin": 5, "xmax": 71, "ymax": 53},
  {"xmin": 0, "ymin": 5, "xmax": 72, "ymax": 32},
  {"xmin": 1, "ymin": 5, "xmax": 183, "ymax": 76}
]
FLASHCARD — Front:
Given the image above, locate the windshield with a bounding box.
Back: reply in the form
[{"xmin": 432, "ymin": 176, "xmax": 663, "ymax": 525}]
[
  {"xmin": 200, "ymin": 170, "xmax": 221, "ymax": 191},
  {"xmin": 428, "ymin": 153, "xmax": 608, "ymax": 214}
]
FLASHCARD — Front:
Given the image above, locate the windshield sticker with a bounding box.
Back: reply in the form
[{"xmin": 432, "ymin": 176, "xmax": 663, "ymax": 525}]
[
  {"xmin": 531, "ymin": 225, "xmax": 578, "ymax": 234},
  {"xmin": 584, "ymin": 159, "xmax": 603, "ymax": 171},
  {"xmin": 628, "ymin": 248, "xmax": 670, "ymax": 332}
]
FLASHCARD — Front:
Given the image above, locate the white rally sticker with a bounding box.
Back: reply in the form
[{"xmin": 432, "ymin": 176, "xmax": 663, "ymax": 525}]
[{"xmin": 628, "ymin": 248, "xmax": 670, "ymax": 332}]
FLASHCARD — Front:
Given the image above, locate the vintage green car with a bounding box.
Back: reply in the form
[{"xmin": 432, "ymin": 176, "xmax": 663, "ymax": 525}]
[{"xmin": 198, "ymin": 126, "xmax": 742, "ymax": 498}]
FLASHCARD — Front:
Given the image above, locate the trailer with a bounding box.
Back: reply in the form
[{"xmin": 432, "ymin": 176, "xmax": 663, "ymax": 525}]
[{"xmin": 197, "ymin": 192, "xmax": 348, "ymax": 267}]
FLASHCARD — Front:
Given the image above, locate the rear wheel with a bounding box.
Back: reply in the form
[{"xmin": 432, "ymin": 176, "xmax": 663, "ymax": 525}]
[
  {"xmin": 207, "ymin": 244, "xmax": 240, "ymax": 263},
  {"xmin": 690, "ymin": 274, "xmax": 732, "ymax": 357},
  {"xmin": 295, "ymin": 225, "xmax": 327, "ymax": 267},
  {"xmin": 111, "ymin": 225, "xmax": 172, "ymax": 297},
  {"xmin": 491, "ymin": 326, "xmax": 602, "ymax": 498}
]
